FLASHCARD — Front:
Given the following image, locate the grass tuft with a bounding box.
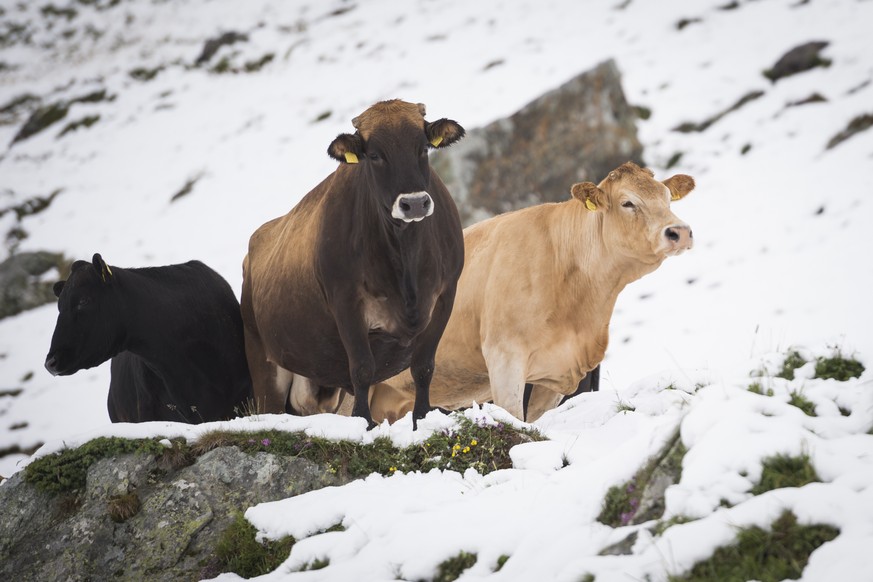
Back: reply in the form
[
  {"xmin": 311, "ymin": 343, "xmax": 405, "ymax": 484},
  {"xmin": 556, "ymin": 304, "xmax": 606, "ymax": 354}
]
[
  {"xmin": 787, "ymin": 390, "xmax": 816, "ymax": 416},
  {"xmin": 433, "ymin": 551, "xmax": 477, "ymax": 582},
  {"xmin": 211, "ymin": 512, "xmax": 296, "ymax": 578},
  {"xmin": 107, "ymin": 492, "xmax": 141, "ymax": 523},
  {"xmin": 494, "ymin": 554, "xmax": 509, "ymax": 572},
  {"xmin": 776, "ymin": 350, "xmax": 807, "ymax": 380},
  {"xmin": 814, "ymin": 351, "xmax": 865, "ymax": 381},
  {"xmin": 751, "ymin": 453, "xmax": 820, "ymax": 495},
  {"xmin": 670, "ymin": 510, "xmax": 838, "ymax": 582}
]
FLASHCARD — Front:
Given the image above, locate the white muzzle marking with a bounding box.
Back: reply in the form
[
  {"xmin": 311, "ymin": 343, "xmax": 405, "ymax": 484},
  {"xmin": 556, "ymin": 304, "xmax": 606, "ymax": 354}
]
[{"xmin": 392, "ymin": 191, "xmax": 434, "ymax": 223}]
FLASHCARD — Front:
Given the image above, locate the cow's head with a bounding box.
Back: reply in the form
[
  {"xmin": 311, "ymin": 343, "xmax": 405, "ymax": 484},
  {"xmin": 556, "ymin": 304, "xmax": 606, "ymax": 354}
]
[
  {"xmin": 571, "ymin": 162, "xmax": 695, "ymax": 263},
  {"xmin": 45, "ymin": 253, "xmax": 125, "ymax": 376},
  {"xmin": 327, "ymin": 99, "xmax": 464, "ymax": 223}
]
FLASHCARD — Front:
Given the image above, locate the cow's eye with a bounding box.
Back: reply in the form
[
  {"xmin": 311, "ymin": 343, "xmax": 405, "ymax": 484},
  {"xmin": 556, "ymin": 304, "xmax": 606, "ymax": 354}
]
[
  {"xmin": 621, "ymin": 200, "xmax": 636, "ymax": 209},
  {"xmin": 77, "ymin": 297, "xmax": 91, "ymax": 310},
  {"xmin": 368, "ymin": 152, "xmax": 382, "ymax": 162}
]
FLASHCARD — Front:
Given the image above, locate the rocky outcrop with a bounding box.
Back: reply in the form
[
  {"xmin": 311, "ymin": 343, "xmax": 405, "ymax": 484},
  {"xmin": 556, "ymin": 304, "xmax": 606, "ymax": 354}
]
[
  {"xmin": 0, "ymin": 251, "xmax": 66, "ymax": 320},
  {"xmin": 0, "ymin": 447, "xmax": 342, "ymax": 581},
  {"xmin": 431, "ymin": 59, "xmax": 644, "ymax": 226}
]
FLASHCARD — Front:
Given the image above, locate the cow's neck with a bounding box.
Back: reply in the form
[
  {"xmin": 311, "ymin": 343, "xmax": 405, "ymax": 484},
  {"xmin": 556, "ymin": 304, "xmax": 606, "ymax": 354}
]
[
  {"xmin": 356, "ymin": 187, "xmax": 424, "ymax": 317},
  {"xmin": 554, "ymin": 202, "xmax": 664, "ymax": 327},
  {"xmin": 112, "ymin": 268, "xmax": 201, "ymax": 374}
]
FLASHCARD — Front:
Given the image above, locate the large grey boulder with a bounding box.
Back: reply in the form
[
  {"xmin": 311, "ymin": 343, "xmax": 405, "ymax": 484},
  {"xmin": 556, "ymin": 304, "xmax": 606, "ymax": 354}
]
[
  {"xmin": 0, "ymin": 447, "xmax": 342, "ymax": 581},
  {"xmin": 431, "ymin": 59, "xmax": 644, "ymax": 226}
]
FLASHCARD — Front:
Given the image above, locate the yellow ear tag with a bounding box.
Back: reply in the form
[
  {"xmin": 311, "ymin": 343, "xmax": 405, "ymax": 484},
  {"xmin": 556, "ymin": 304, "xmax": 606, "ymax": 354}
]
[
  {"xmin": 101, "ymin": 265, "xmax": 112, "ymax": 282},
  {"xmin": 430, "ymin": 136, "xmax": 443, "ymax": 147},
  {"xmin": 585, "ymin": 199, "xmax": 597, "ymax": 212},
  {"xmin": 344, "ymin": 152, "xmax": 359, "ymax": 164},
  {"xmin": 671, "ymin": 192, "xmax": 681, "ymax": 201}
]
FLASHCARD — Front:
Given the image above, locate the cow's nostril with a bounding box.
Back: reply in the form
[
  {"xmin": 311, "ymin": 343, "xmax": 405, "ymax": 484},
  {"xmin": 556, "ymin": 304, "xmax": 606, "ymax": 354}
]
[
  {"xmin": 422, "ymin": 198, "xmax": 430, "ymax": 208},
  {"xmin": 400, "ymin": 201, "xmax": 411, "ymax": 211},
  {"xmin": 665, "ymin": 227, "xmax": 680, "ymax": 243}
]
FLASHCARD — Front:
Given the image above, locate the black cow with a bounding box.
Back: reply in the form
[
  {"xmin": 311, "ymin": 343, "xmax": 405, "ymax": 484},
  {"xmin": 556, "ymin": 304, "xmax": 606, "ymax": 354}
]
[
  {"xmin": 241, "ymin": 99, "xmax": 465, "ymax": 427},
  {"xmin": 45, "ymin": 254, "xmax": 252, "ymax": 423}
]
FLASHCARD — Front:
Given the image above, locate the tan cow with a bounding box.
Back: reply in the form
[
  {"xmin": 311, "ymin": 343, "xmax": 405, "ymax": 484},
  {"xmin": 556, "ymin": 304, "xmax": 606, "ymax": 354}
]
[{"xmin": 367, "ymin": 161, "xmax": 695, "ymax": 422}]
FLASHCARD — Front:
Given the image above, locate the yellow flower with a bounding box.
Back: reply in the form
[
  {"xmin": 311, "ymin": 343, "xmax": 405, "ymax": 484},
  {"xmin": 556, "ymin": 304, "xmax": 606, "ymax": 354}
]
[
  {"xmin": 462, "ymin": 446, "xmax": 471, "ymax": 454},
  {"xmin": 452, "ymin": 443, "xmax": 461, "ymax": 451},
  {"xmin": 470, "ymin": 439, "xmax": 478, "ymax": 446},
  {"xmin": 389, "ymin": 466, "xmax": 397, "ymax": 473}
]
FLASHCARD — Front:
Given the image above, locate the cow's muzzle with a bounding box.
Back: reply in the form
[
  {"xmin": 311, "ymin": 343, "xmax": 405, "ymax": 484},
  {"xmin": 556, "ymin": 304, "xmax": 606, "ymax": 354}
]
[
  {"xmin": 663, "ymin": 224, "xmax": 693, "ymax": 254},
  {"xmin": 44, "ymin": 354, "xmax": 62, "ymax": 376},
  {"xmin": 392, "ymin": 192, "xmax": 434, "ymax": 223}
]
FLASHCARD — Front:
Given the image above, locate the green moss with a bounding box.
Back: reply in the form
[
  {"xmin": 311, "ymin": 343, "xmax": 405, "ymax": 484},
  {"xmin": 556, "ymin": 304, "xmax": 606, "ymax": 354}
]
[
  {"xmin": 195, "ymin": 416, "xmax": 542, "ymax": 479},
  {"xmin": 494, "ymin": 554, "xmax": 509, "ymax": 572},
  {"xmin": 580, "ymin": 575, "xmax": 596, "ymax": 582},
  {"xmin": 748, "ymin": 382, "xmax": 774, "ymax": 397},
  {"xmin": 814, "ymin": 352, "xmax": 865, "ymax": 381},
  {"xmin": 24, "ymin": 436, "xmax": 167, "ymax": 494},
  {"xmin": 670, "ymin": 510, "xmax": 838, "ymax": 582},
  {"xmin": 433, "ymin": 552, "xmax": 477, "ymax": 582},
  {"xmin": 777, "ymin": 350, "xmax": 807, "ymax": 380},
  {"xmin": 787, "ymin": 390, "xmax": 816, "ymax": 416},
  {"xmin": 213, "ymin": 513, "xmax": 296, "ymax": 578},
  {"xmin": 751, "ymin": 453, "xmax": 820, "ymax": 495}
]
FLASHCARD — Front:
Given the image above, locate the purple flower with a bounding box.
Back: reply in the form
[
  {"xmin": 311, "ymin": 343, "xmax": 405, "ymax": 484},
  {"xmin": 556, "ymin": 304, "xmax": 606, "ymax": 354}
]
[
  {"xmin": 261, "ymin": 438, "xmax": 271, "ymax": 446},
  {"xmin": 620, "ymin": 511, "xmax": 633, "ymax": 525}
]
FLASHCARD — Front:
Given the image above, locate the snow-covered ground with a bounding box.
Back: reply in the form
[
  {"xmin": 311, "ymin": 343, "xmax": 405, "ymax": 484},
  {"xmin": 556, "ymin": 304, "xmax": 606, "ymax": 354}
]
[{"xmin": 1, "ymin": 0, "xmax": 872, "ymax": 579}]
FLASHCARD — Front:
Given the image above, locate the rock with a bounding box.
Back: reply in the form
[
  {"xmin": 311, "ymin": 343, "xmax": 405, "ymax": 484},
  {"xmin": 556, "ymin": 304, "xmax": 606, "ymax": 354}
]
[
  {"xmin": 825, "ymin": 113, "xmax": 873, "ymax": 150},
  {"xmin": 0, "ymin": 446, "xmax": 343, "ymax": 581},
  {"xmin": 195, "ymin": 31, "xmax": 249, "ymax": 66},
  {"xmin": 763, "ymin": 41, "xmax": 830, "ymax": 83},
  {"xmin": 0, "ymin": 251, "xmax": 66, "ymax": 320},
  {"xmin": 430, "ymin": 59, "xmax": 644, "ymax": 226}
]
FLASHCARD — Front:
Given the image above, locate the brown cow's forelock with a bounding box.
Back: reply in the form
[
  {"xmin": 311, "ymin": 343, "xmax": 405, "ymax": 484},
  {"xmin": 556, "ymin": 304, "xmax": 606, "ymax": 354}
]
[{"xmin": 352, "ymin": 99, "xmax": 427, "ymax": 140}]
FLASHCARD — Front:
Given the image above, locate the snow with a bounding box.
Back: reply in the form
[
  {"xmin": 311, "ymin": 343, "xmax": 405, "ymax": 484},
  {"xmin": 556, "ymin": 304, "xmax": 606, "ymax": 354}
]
[{"xmin": 1, "ymin": 0, "xmax": 873, "ymax": 580}]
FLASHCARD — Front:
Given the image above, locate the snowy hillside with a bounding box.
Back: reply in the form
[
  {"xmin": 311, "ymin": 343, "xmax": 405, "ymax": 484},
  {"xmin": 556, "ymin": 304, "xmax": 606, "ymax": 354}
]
[{"xmin": 1, "ymin": 0, "xmax": 872, "ymax": 579}]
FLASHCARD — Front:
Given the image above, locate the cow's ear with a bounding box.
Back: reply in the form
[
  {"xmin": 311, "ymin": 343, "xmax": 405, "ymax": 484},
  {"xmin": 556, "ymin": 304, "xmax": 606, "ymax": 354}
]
[
  {"xmin": 426, "ymin": 118, "xmax": 465, "ymax": 149},
  {"xmin": 571, "ymin": 182, "xmax": 609, "ymax": 212},
  {"xmin": 663, "ymin": 174, "xmax": 695, "ymax": 202},
  {"xmin": 327, "ymin": 133, "xmax": 364, "ymax": 164},
  {"xmin": 53, "ymin": 280, "xmax": 65, "ymax": 298},
  {"xmin": 92, "ymin": 253, "xmax": 113, "ymax": 284}
]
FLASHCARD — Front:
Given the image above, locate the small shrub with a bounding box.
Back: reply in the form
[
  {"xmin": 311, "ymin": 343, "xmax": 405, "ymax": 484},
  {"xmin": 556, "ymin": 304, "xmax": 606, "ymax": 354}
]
[
  {"xmin": 213, "ymin": 513, "xmax": 296, "ymax": 578},
  {"xmin": 814, "ymin": 351, "xmax": 864, "ymax": 381},
  {"xmin": 751, "ymin": 453, "xmax": 819, "ymax": 495},
  {"xmin": 787, "ymin": 390, "xmax": 816, "ymax": 416},
  {"xmin": 670, "ymin": 510, "xmax": 839, "ymax": 582},
  {"xmin": 777, "ymin": 350, "xmax": 807, "ymax": 380},
  {"xmin": 433, "ymin": 551, "xmax": 477, "ymax": 582}
]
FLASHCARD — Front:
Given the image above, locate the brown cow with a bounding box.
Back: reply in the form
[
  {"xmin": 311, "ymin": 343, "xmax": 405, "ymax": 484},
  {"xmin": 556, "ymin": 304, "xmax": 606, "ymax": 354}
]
[
  {"xmin": 368, "ymin": 162, "xmax": 695, "ymax": 422},
  {"xmin": 241, "ymin": 100, "xmax": 465, "ymax": 427}
]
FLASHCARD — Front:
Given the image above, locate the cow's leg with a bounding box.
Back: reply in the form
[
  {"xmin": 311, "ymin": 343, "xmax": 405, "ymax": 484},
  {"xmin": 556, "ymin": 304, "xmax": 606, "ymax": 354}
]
[
  {"xmin": 408, "ymin": 291, "xmax": 458, "ymax": 428},
  {"xmin": 289, "ymin": 374, "xmax": 344, "ymax": 415},
  {"xmin": 242, "ymin": 325, "xmax": 289, "ymax": 413},
  {"xmin": 369, "ymin": 378, "xmax": 415, "ymax": 424},
  {"xmin": 482, "ymin": 345, "xmax": 528, "ymax": 421},
  {"xmin": 525, "ymin": 385, "xmax": 564, "ymax": 422},
  {"xmin": 333, "ymin": 309, "xmax": 376, "ymax": 427}
]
